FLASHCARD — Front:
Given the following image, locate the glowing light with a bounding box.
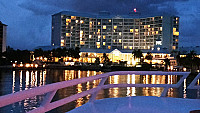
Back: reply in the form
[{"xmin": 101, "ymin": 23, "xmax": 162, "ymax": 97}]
[
  {"xmin": 80, "ymin": 20, "xmax": 84, "ymax": 24},
  {"xmin": 35, "ymin": 64, "xmax": 38, "ymax": 68},
  {"xmin": 134, "ymin": 8, "xmax": 137, "ymax": 12},
  {"xmin": 25, "ymin": 64, "xmax": 30, "ymax": 67},
  {"xmin": 12, "ymin": 64, "xmax": 16, "ymax": 67},
  {"xmin": 19, "ymin": 64, "xmax": 23, "ymax": 67},
  {"xmin": 103, "ymin": 25, "xmax": 106, "ymax": 29}
]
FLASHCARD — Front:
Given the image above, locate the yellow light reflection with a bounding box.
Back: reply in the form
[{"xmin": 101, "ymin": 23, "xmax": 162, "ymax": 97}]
[
  {"xmin": 25, "ymin": 71, "xmax": 29, "ymax": 90},
  {"xmin": 20, "ymin": 70, "xmax": 22, "ymax": 91},
  {"xmin": 12, "ymin": 71, "xmax": 15, "ymax": 93}
]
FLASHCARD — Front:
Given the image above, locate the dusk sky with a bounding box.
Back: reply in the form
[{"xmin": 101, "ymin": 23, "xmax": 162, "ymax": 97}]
[{"xmin": 0, "ymin": 0, "xmax": 199, "ymax": 50}]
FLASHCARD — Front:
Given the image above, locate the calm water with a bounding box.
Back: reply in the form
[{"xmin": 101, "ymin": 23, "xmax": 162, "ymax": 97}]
[{"xmin": 0, "ymin": 69, "xmax": 199, "ymax": 113}]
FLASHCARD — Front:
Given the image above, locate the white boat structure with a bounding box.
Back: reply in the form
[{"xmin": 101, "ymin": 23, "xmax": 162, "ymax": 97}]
[{"xmin": 0, "ymin": 71, "xmax": 199, "ymax": 113}]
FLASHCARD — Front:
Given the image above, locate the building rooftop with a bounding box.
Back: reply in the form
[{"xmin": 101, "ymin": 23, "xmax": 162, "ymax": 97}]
[
  {"xmin": 0, "ymin": 21, "xmax": 7, "ymax": 26},
  {"xmin": 53, "ymin": 10, "xmax": 176, "ymax": 19}
]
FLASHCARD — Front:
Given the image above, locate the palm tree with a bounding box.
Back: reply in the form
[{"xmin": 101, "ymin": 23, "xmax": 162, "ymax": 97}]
[
  {"xmin": 164, "ymin": 58, "xmax": 170, "ymax": 71},
  {"xmin": 186, "ymin": 50, "xmax": 197, "ymax": 71},
  {"xmin": 145, "ymin": 52, "xmax": 153, "ymax": 66},
  {"xmin": 102, "ymin": 53, "xmax": 110, "ymax": 66},
  {"xmin": 132, "ymin": 49, "xmax": 143, "ymax": 63}
]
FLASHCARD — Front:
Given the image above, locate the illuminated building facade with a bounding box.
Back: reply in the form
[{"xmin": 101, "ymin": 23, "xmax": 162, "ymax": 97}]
[
  {"xmin": 79, "ymin": 48, "xmax": 176, "ymax": 66},
  {"xmin": 0, "ymin": 21, "xmax": 7, "ymax": 53},
  {"xmin": 52, "ymin": 11, "xmax": 179, "ymax": 51}
]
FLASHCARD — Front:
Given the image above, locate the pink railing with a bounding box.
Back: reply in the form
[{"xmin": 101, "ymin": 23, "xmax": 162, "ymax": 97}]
[
  {"xmin": 188, "ymin": 73, "xmax": 200, "ymax": 89},
  {"xmin": 0, "ymin": 71, "xmax": 190, "ymax": 113}
]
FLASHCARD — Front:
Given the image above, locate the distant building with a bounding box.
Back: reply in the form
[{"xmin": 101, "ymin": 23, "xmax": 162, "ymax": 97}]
[
  {"xmin": 51, "ymin": 11, "xmax": 179, "ymax": 52},
  {"xmin": 0, "ymin": 21, "xmax": 7, "ymax": 53}
]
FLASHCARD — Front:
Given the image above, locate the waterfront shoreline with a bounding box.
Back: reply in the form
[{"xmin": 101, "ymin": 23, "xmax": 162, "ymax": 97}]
[{"xmin": 0, "ymin": 65, "xmax": 156, "ymax": 71}]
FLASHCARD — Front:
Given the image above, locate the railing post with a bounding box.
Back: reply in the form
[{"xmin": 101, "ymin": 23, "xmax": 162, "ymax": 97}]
[
  {"xmin": 161, "ymin": 87, "xmax": 169, "ymax": 97},
  {"xmin": 89, "ymin": 77, "xmax": 108, "ymax": 103},
  {"xmin": 41, "ymin": 90, "xmax": 57, "ymax": 108}
]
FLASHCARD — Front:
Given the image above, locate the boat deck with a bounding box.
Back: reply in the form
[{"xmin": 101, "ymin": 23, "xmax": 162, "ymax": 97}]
[{"xmin": 68, "ymin": 96, "xmax": 200, "ymax": 113}]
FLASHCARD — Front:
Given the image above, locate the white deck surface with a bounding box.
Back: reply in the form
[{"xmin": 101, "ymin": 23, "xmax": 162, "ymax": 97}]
[{"xmin": 68, "ymin": 96, "xmax": 200, "ymax": 113}]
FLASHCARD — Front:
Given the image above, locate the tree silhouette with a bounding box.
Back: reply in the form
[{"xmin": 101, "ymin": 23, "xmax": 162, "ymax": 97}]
[
  {"xmin": 145, "ymin": 52, "xmax": 153, "ymax": 66},
  {"xmin": 132, "ymin": 49, "xmax": 143, "ymax": 62}
]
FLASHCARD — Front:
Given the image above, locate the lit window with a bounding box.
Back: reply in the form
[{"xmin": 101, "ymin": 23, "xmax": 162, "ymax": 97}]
[
  {"xmin": 76, "ymin": 20, "xmax": 79, "ymax": 23},
  {"xmin": 98, "ymin": 22, "xmax": 101, "ymax": 25},
  {"xmin": 66, "ymin": 19, "xmax": 71, "ymax": 23},
  {"xmin": 156, "ymin": 31, "xmax": 159, "ymax": 34},
  {"xmin": 124, "ymin": 46, "xmax": 127, "ymax": 49},
  {"xmin": 108, "ymin": 46, "xmax": 111, "ymax": 49},
  {"xmin": 129, "ymin": 46, "xmax": 133, "ymax": 49},
  {"xmin": 66, "ymin": 33, "xmax": 71, "ymax": 37},
  {"xmin": 109, "ymin": 19, "xmax": 111, "ymax": 22},
  {"xmin": 161, "ymin": 16, "xmax": 163, "ymax": 19},
  {"xmin": 61, "ymin": 40, "xmax": 65, "ymax": 47},
  {"xmin": 160, "ymin": 27, "xmax": 162, "ymax": 31},
  {"xmin": 96, "ymin": 42, "xmax": 100, "ymax": 46},
  {"xmin": 71, "ymin": 26, "xmax": 73, "ymax": 29},
  {"xmin": 80, "ymin": 31, "xmax": 83, "ymax": 37},
  {"xmin": 152, "ymin": 28, "xmax": 154, "ymax": 31},
  {"xmin": 98, "ymin": 29, "xmax": 100, "ymax": 32},
  {"xmin": 103, "ymin": 42, "xmax": 106, "ymax": 45},
  {"xmin": 148, "ymin": 28, "xmax": 151, "ymax": 31},
  {"xmin": 114, "ymin": 26, "xmax": 117, "ymax": 29},
  {"xmin": 119, "ymin": 32, "xmax": 122, "ymax": 36},
  {"xmin": 80, "ymin": 41, "xmax": 85, "ymax": 45},
  {"xmin": 172, "ymin": 46, "xmax": 176, "ymax": 50},
  {"xmin": 119, "ymin": 39, "xmax": 122, "ymax": 43},
  {"xmin": 66, "ymin": 23, "xmax": 69, "ymax": 26},
  {"xmin": 173, "ymin": 32, "xmax": 179, "ymax": 36},
  {"xmin": 103, "ymin": 35, "xmax": 106, "ymax": 39},
  {"xmin": 89, "ymin": 22, "xmax": 93, "ymax": 28},
  {"xmin": 113, "ymin": 30, "xmax": 115, "ymax": 32},
  {"xmin": 175, "ymin": 39, "xmax": 178, "ymax": 42},
  {"xmin": 80, "ymin": 20, "xmax": 84, "ymax": 24},
  {"xmin": 97, "ymin": 46, "xmax": 100, "ymax": 48},
  {"xmin": 89, "ymin": 35, "xmax": 92, "ymax": 38},
  {"xmin": 98, "ymin": 35, "xmax": 101, "ymax": 39},
  {"xmin": 103, "ymin": 25, "xmax": 106, "ymax": 29},
  {"xmin": 71, "ymin": 16, "xmax": 76, "ymax": 19},
  {"xmin": 148, "ymin": 25, "xmax": 150, "ymax": 28},
  {"xmin": 173, "ymin": 28, "xmax": 176, "ymax": 32},
  {"xmin": 135, "ymin": 29, "xmax": 138, "ymax": 32},
  {"xmin": 130, "ymin": 29, "xmax": 134, "ymax": 32},
  {"xmin": 176, "ymin": 18, "xmax": 178, "ymax": 20}
]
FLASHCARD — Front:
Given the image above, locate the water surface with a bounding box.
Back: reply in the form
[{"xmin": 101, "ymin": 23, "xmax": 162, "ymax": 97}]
[{"xmin": 0, "ymin": 69, "xmax": 199, "ymax": 113}]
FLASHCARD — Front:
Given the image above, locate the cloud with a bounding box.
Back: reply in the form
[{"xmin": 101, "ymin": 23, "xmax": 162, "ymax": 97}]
[{"xmin": 18, "ymin": 0, "xmax": 188, "ymax": 15}]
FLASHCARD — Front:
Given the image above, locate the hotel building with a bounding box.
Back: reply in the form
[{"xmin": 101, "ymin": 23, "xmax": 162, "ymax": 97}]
[
  {"xmin": 52, "ymin": 11, "xmax": 179, "ymax": 52},
  {"xmin": 0, "ymin": 21, "xmax": 7, "ymax": 53}
]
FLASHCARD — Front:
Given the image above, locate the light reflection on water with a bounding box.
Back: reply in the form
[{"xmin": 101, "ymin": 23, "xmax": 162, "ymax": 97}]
[{"xmin": 0, "ymin": 70, "xmax": 199, "ymax": 113}]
